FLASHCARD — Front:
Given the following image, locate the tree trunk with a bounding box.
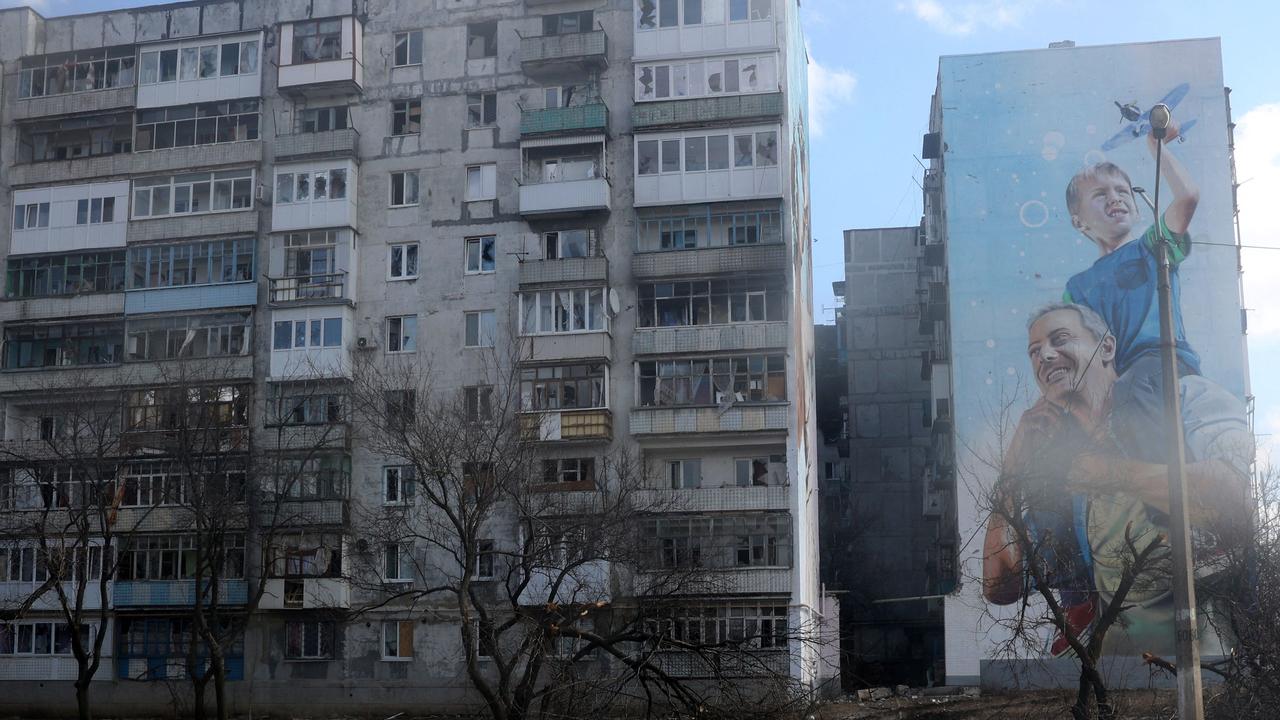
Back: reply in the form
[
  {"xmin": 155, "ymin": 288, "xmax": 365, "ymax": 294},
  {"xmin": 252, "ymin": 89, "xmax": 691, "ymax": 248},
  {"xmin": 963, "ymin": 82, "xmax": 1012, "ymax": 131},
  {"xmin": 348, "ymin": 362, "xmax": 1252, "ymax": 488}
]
[
  {"xmin": 192, "ymin": 676, "xmax": 207, "ymax": 720},
  {"xmin": 75, "ymin": 674, "xmax": 91, "ymax": 720},
  {"xmin": 213, "ymin": 654, "xmax": 228, "ymax": 720}
]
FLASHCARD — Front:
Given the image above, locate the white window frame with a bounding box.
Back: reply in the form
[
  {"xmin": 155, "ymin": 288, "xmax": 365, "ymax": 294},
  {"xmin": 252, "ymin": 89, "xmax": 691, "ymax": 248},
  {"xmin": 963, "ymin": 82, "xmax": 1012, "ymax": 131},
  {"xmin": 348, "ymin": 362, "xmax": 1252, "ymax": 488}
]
[
  {"xmin": 734, "ymin": 457, "xmax": 770, "ymax": 487},
  {"xmin": 465, "ymin": 164, "xmax": 497, "ymax": 202},
  {"xmin": 518, "ymin": 289, "xmax": 608, "ymax": 335},
  {"xmin": 284, "ymin": 619, "xmax": 334, "ymax": 660},
  {"xmin": 391, "ymin": 99, "xmax": 422, "ymax": 136},
  {"xmin": 382, "ymin": 620, "xmax": 414, "ymax": 661},
  {"xmin": 75, "ymin": 197, "xmax": 116, "ymax": 225},
  {"xmin": 389, "ymin": 171, "xmax": 420, "ymax": 207},
  {"xmin": 131, "ymin": 169, "xmax": 255, "ymax": 219},
  {"xmin": 274, "ymin": 167, "xmax": 348, "ymax": 205},
  {"xmin": 272, "ymin": 317, "xmax": 343, "ymax": 350},
  {"xmin": 464, "ymin": 235, "xmax": 496, "ymax": 275},
  {"xmin": 669, "ymin": 459, "xmax": 702, "ymax": 489},
  {"xmin": 383, "ymin": 465, "xmax": 416, "ymax": 505},
  {"xmin": 386, "ymin": 315, "xmax": 417, "ymax": 353},
  {"xmin": 463, "ymin": 385, "xmax": 493, "ymax": 422},
  {"xmin": 393, "ymin": 31, "xmax": 423, "ymax": 67},
  {"xmin": 383, "ymin": 542, "xmax": 413, "ymax": 583},
  {"xmin": 464, "ymin": 310, "xmax": 496, "ymax": 348},
  {"xmin": 13, "ymin": 202, "xmax": 50, "ymax": 230},
  {"xmin": 466, "ymin": 92, "xmax": 497, "ymax": 128},
  {"xmin": 388, "ymin": 243, "xmax": 419, "ymax": 280},
  {"xmin": 475, "ymin": 539, "xmax": 495, "ymax": 580}
]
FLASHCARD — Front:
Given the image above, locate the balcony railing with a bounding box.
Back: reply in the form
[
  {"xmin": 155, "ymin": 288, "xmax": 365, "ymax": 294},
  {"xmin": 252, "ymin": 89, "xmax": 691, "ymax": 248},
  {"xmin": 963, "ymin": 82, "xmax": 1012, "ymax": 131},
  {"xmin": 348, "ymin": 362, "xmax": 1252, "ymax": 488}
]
[
  {"xmin": 521, "ymin": 408, "xmax": 613, "ymax": 442},
  {"xmin": 274, "ymin": 127, "xmax": 360, "ymax": 161},
  {"xmin": 521, "ymin": 103, "xmax": 608, "ymax": 137},
  {"xmin": 114, "ymin": 579, "xmax": 248, "ymax": 607},
  {"xmin": 519, "ymin": 29, "xmax": 608, "ymax": 68},
  {"xmin": 269, "ymin": 272, "xmax": 347, "ymax": 304},
  {"xmin": 518, "ymin": 256, "xmax": 608, "ymax": 286},
  {"xmin": 630, "ymin": 404, "xmax": 789, "ymax": 436},
  {"xmin": 632, "ymin": 92, "xmax": 784, "ymax": 130}
]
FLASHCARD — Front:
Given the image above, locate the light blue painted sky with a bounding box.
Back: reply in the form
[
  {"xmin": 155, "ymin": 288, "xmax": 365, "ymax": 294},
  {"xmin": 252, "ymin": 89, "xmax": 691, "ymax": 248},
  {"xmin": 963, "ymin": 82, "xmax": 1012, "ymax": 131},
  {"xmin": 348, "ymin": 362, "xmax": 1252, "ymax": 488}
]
[{"xmin": 10, "ymin": 0, "xmax": 1280, "ymax": 451}]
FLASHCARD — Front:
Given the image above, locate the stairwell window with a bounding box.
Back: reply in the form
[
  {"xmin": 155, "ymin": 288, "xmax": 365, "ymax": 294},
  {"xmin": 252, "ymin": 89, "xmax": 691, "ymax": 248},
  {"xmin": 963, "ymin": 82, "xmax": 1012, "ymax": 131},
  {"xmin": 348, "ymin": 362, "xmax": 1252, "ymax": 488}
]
[
  {"xmin": 389, "ymin": 171, "xmax": 419, "ymax": 207},
  {"xmin": 389, "ymin": 243, "xmax": 419, "ymax": 280},
  {"xmin": 393, "ymin": 31, "xmax": 423, "ymax": 67},
  {"xmin": 391, "ymin": 99, "xmax": 421, "ymax": 136}
]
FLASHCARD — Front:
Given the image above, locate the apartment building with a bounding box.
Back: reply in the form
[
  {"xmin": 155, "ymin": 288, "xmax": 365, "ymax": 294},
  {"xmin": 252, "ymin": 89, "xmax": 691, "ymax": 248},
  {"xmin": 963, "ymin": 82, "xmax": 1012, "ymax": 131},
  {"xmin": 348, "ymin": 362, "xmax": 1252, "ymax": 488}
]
[{"xmin": 0, "ymin": 0, "xmax": 832, "ymax": 713}]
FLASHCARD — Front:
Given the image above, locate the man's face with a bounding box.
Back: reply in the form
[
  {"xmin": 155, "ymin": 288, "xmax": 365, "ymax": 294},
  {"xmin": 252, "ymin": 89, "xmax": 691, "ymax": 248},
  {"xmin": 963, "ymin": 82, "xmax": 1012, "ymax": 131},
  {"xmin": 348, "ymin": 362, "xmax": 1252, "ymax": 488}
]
[
  {"xmin": 1071, "ymin": 171, "xmax": 1136, "ymax": 249},
  {"xmin": 1027, "ymin": 309, "xmax": 1112, "ymax": 406}
]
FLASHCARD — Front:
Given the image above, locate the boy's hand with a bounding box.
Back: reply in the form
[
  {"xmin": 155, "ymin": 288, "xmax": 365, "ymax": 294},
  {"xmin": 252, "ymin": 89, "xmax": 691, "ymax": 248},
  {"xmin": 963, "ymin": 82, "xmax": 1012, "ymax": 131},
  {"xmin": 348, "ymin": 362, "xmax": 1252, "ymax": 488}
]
[{"xmin": 1147, "ymin": 119, "xmax": 1181, "ymax": 151}]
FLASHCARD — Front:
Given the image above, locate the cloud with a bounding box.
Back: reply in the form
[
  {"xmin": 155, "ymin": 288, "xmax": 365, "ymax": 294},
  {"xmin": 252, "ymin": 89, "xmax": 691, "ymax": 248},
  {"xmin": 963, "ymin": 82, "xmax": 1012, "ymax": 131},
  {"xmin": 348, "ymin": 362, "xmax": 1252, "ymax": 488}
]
[
  {"xmin": 1236, "ymin": 103, "xmax": 1280, "ymax": 339},
  {"xmin": 897, "ymin": 0, "xmax": 1039, "ymax": 35},
  {"xmin": 807, "ymin": 54, "xmax": 857, "ymax": 138}
]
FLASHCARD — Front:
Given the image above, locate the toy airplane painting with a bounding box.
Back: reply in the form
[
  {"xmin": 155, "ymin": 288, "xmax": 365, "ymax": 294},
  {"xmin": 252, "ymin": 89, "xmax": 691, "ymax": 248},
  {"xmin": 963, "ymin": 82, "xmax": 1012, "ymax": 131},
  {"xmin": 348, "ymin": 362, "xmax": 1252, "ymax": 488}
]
[{"xmin": 1101, "ymin": 82, "xmax": 1198, "ymax": 150}]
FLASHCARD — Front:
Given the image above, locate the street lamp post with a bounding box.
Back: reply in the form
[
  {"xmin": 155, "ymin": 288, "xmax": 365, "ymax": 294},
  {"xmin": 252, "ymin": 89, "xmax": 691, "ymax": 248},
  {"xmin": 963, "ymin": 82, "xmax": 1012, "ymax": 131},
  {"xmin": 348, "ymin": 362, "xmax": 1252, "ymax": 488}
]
[{"xmin": 1149, "ymin": 102, "xmax": 1205, "ymax": 720}]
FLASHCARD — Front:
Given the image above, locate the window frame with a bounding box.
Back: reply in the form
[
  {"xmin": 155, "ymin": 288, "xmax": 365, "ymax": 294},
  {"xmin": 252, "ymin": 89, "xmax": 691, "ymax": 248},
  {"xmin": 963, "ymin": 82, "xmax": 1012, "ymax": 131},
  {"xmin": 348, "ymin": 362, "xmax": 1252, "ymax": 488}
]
[
  {"xmin": 390, "ymin": 99, "xmax": 422, "ymax": 137},
  {"xmin": 392, "ymin": 31, "xmax": 424, "ymax": 67},
  {"xmin": 464, "ymin": 236, "xmax": 496, "ymax": 275},
  {"xmin": 518, "ymin": 289, "xmax": 608, "ymax": 336},
  {"xmin": 466, "ymin": 92, "xmax": 498, "ymax": 128},
  {"xmin": 475, "ymin": 539, "xmax": 496, "ymax": 580},
  {"xmin": 466, "ymin": 22, "xmax": 498, "ymax": 60},
  {"xmin": 383, "ymin": 542, "xmax": 413, "ymax": 583},
  {"xmin": 284, "ymin": 619, "xmax": 335, "ymax": 660},
  {"xmin": 382, "ymin": 465, "xmax": 416, "ymax": 505},
  {"xmin": 291, "ymin": 19, "xmax": 343, "ymax": 65},
  {"xmin": 382, "ymin": 620, "xmax": 415, "ymax": 661},
  {"xmin": 388, "ymin": 243, "xmax": 419, "ymax": 280},
  {"xmin": 385, "ymin": 315, "xmax": 417, "ymax": 354},
  {"xmin": 465, "ymin": 164, "xmax": 497, "ymax": 202},
  {"xmin": 389, "ymin": 170, "xmax": 420, "ymax": 207},
  {"xmin": 464, "ymin": 310, "xmax": 496, "ymax": 348}
]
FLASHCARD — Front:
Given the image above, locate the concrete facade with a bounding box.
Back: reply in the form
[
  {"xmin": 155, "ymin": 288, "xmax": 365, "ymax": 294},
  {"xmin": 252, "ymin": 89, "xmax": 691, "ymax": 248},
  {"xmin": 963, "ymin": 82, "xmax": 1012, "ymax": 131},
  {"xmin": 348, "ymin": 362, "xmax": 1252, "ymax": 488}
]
[{"xmin": 0, "ymin": 0, "xmax": 832, "ymax": 714}]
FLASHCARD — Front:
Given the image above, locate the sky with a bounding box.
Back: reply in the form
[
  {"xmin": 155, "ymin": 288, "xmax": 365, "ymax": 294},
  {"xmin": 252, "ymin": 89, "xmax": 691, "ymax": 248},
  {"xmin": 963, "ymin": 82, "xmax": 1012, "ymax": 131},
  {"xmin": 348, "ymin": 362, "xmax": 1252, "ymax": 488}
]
[
  {"xmin": 794, "ymin": 0, "xmax": 1280, "ymax": 455},
  {"xmin": 7, "ymin": 0, "xmax": 1280, "ymax": 449}
]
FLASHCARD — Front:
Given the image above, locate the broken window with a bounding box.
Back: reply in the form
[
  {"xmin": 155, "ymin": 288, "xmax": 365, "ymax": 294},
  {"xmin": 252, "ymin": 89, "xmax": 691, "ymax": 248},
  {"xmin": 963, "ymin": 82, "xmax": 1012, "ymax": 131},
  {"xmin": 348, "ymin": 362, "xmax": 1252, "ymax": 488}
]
[{"xmin": 466, "ymin": 22, "xmax": 498, "ymax": 60}]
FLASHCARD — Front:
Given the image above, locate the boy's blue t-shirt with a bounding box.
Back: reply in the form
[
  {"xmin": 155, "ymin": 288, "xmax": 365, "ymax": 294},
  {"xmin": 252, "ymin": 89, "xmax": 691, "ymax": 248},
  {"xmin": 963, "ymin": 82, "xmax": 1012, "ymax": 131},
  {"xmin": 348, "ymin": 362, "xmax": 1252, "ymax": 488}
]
[{"xmin": 1063, "ymin": 216, "xmax": 1201, "ymax": 376}]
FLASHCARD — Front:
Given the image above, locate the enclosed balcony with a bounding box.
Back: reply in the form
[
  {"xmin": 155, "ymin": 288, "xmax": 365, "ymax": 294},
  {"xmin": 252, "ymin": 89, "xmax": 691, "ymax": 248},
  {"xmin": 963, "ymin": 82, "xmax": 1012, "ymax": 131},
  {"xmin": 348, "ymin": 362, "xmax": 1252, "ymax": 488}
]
[
  {"xmin": 277, "ymin": 17, "xmax": 365, "ymax": 96},
  {"xmin": 631, "ymin": 404, "xmax": 788, "ymax": 436},
  {"xmin": 633, "ymin": 92, "xmax": 783, "ymax": 130},
  {"xmin": 521, "ymin": 103, "xmax": 609, "ymax": 137},
  {"xmin": 634, "ymin": 124, "xmax": 782, "ymax": 206},
  {"xmin": 519, "ymin": 29, "xmax": 608, "ymax": 74},
  {"xmin": 632, "ymin": 203, "xmax": 786, "ymax": 278},
  {"xmin": 633, "ymin": 321, "xmax": 789, "ymax": 356},
  {"xmin": 114, "ymin": 579, "xmax": 249, "ymax": 607},
  {"xmin": 519, "ymin": 136, "xmax": 610, "ymax": 217},
  {"xmin": 635, "ymin": 484, "xmax": 790, "ymax": 512},
  {"xmin": 8, "ymin": 45, "xmax": 138, "ymax": 121}
]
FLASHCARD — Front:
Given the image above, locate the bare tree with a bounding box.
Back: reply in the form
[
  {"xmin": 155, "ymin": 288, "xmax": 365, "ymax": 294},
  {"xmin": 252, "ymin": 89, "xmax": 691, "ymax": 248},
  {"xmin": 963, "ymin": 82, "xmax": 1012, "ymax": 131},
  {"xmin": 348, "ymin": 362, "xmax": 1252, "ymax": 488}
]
[
  {"xmin": 343, "ymin": 352, "xmax": 824, "ymax": 720},
  {"xmin": 0, "ymin": 374, "xmax": 138, "ymax": 720}
]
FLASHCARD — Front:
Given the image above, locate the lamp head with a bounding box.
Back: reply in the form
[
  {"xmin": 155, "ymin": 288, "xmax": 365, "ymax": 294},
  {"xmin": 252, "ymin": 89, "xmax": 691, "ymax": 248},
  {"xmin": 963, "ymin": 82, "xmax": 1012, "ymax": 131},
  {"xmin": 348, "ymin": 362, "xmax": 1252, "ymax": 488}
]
[{"xmin": 1150, "ymin": 103, "xmax": 1172, "ymax": 140}]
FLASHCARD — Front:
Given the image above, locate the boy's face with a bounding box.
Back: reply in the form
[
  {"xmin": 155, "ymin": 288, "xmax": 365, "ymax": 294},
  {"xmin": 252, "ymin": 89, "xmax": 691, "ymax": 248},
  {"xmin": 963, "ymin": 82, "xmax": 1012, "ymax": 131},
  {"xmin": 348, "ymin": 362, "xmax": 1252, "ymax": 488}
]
[{"xmin": 1071, "ymin": 171, "xmax": 1136, "ymax": 249}]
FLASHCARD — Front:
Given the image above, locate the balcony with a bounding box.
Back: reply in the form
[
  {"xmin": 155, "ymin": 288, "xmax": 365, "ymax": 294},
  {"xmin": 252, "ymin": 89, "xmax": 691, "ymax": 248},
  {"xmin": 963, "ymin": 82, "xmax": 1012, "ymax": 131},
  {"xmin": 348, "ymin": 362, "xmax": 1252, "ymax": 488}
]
[
  {"xmin": 630, "ymin": 404, "xmax": 789, "ymax": 437},
  {"xmin": 521, "ymin": 408, "xmax": 613, "ymax": 442},
  {"xmin": 260, "ymin": 423, "xmax": 352, "ymax": 452},
  {"xmin": 278, "ymin": 18, "xmax": 365, "ymax": 97},
  {"xmin": 651, "ymin": 649, "xmax": 790, "ymax": 678},
  {"xmin": 0, "ymin": 582, "xmax": 106, "ymax": 611},
  {"xmin": 126, "ymin": 211, "xmax": 259, "ymax": 245},
  {"xmin": 518, "ymin": 256, "xmax": 608, "ymax": 287},
  {"xmin": 131, "ymin": 141, "xmax": 263, "ymax": 176},
  {"xmin": 633, "ymin": 243, "xmax": 787, "ymax": 279},
  {"xmin": 635, "ymin": 485, "xmax": 790, "ymax": 512},
  {"xmin": 520, "ymin": 331, "xmax": 612, "ymax": 363},
  {"xmin": 260, "ymin": 578, "xmax": 351, "ymax": 610},
  {"xmin": 518, "ymin": 561, "xmax": 610, "ymax": 605},
  {"xmin": 520, "ymin": 177, "xmax": 611, "ymax": 217},
  {"xmin": 262, "ymin": 498, "xmax": 350, "ymax": 528},
  {"xmin": 520, "ymin": 29, "xmax": 608, "ymax": 73},
  {"xmin": 633, "ymin": 322, "xmax": 788, "ymax": 356},
  {"xmin": 269, "ymin": 273, "xmax": 350, "ymax": 306},
  {"xmin": 274, "ymin": 127, "xmax": 360, "ymax": 161},
  {"xmin": 635, "ymin": 567, "xmax": 792, "ymax": 597},
  {"xmin": 114, "ymin": 579, "xmax": 249, "ymax": 607},
  {"xmin": 125, "ymin": 281, "xmax": 257, "ymax": 315},
  {"xmin": 8, "ymin": 84, "xmax": 135, "ymax": 122},
  {"xmin": 8, "ymin": 154, "xmax": 133, "ymax": 187},
  {"xmin": 632, "ymin": 92, "xmax": 784, "ymax": 130},
  {"xmin": 521, "ymin": 103, "xmax": 609, "ymax": 137}
]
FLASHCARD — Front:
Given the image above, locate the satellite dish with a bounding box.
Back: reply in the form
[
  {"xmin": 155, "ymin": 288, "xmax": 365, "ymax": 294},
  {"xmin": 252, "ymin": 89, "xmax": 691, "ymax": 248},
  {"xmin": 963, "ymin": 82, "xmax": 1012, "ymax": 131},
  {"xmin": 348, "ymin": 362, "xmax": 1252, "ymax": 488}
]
[{"xmin": 607, "ymin": 288, "xmax": 621, "ymax": 317}]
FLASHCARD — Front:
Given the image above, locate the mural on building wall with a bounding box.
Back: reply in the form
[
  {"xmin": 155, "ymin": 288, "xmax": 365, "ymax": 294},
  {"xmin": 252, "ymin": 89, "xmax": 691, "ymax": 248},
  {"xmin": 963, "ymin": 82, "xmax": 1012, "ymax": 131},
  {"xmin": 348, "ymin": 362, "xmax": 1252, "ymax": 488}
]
[{"xmin": 942, "ymin": 39, "xmax": 1253, "ymax": 661}]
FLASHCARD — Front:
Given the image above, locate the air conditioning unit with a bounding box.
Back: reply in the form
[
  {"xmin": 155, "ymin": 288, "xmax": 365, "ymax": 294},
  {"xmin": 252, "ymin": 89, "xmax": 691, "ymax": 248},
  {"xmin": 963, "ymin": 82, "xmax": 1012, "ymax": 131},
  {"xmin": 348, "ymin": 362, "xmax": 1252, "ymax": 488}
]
[{"xmin": 356, "ymin": 337, "xmax": 374, "ymax": 350}]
